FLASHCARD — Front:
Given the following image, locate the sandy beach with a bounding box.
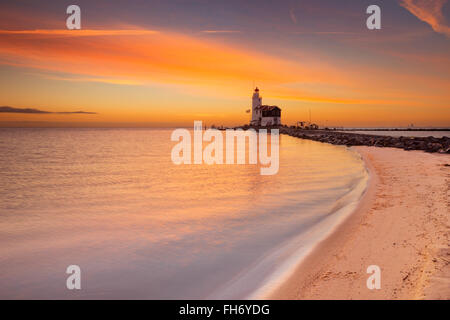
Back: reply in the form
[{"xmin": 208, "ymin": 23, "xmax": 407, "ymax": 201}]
[{"xmin": 271, "ymin": 146, "xmax": 449, "ymax": 300}]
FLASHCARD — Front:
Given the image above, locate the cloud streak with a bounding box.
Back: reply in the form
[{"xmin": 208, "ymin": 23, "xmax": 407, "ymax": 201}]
[
  {"xmin": 0, "ymin": 29, "xmax": 159, "ymax": 36},
  {"xmin": 201, "ymin": 30, "xmax": 241, "ymax": 34},
  {"xmin": 399, "ymin": 0, "xmax": 450, "ymax": 37},
  {"xmin": 0, "ymin": 106, "xmax": 97, "ymax": 114},
  {"xmin": 0, "ymin": 30, "xmax": 347, "ymax": 89},
  {"xmin": 0, "ymin": 27, "xmax": 442, "ymax": 109},
  {"xmin": 289, "ymin": 8, "xmax": 298, "ymax": 24}
]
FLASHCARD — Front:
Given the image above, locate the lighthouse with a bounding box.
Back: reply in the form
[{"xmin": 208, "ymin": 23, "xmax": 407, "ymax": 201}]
[
  {"xmin": 250, "ymin": 87, "xmax": 262, "ymax": 126},
  {"xmin": 249, "ymin": 87, "xmax": 281, "ymax": 127}
]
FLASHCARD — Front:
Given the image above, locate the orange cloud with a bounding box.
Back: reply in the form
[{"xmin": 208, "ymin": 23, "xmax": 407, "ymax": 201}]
[
  {"xmin": 0, "ymin": 27, "xmax": 447, "ymax": 122},
  {"xmin": 399, "ymin": 0, "xmax": 450, "ymax": 37},
  {"xmin": 36, "ymin": 73, "xmax": 145, "ymax": 86},
  {"xmin": 0, "ymin": 29, "xmax": 351, "ymax": 95},
  {"xmin": 0, "ymin": 29, "xmax": 160, "ymax": 36}
]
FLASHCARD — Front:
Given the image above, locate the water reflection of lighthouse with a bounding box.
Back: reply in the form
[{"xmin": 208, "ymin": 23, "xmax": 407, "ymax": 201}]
[{"xmin": 250, "ymin": 87, "xmax": 281, "ymax": 127}]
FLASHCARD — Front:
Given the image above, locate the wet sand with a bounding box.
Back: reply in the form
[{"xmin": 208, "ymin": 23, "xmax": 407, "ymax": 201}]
[{"xmin": 270, "ymin": 146, "xmax": 449, "ymax": 299}]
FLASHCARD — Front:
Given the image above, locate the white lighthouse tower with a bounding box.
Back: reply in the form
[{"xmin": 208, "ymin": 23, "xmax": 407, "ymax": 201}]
[{"xmin": 250, "ymin": 87, "xmax": 262, "ymax": 126}]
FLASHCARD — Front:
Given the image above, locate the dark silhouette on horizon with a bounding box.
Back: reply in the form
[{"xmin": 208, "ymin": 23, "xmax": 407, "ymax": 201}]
[{"xmin": 0, "ymin": 106, "xmax": 97, "ymax": 114}]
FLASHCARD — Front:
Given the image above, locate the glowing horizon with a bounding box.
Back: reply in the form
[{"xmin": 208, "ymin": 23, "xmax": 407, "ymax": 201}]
[{"xmin": 0, "ymin": 0, "xmax": 449, "ymax": 128}]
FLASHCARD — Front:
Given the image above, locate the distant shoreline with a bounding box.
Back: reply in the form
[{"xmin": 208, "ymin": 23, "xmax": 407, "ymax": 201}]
[
  {"xmin": 230, "ymin": 126, "xmax": 450, "ymax": 153},
  {"xmin": 278, "ymin": 127, "xmax": 450, "ymax": 153},
  {"xmin": 338, "ymin": 128, "xmax": 450, "ymax": 132}
]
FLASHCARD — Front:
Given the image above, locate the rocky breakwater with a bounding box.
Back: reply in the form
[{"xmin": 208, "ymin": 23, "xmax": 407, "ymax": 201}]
[{"xmin": 278, "ymin": 128, "xmax": 450, "ymax": 154}]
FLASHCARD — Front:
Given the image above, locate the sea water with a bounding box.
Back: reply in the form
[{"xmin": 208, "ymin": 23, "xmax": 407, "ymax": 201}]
[{"xmin": 0, "ymin": 128, "xmax": 368, "ymax": 299}]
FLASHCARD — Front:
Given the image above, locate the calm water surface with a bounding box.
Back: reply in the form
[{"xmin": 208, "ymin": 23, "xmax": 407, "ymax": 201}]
[{"xmin": 0, "ymin": 128, "xmax": 367, "ymax": 299}]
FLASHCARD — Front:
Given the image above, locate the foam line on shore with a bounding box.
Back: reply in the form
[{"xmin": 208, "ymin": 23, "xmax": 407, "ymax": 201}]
[{"xmin": 208, "ymin": 148, "xmax": 369, "ymax": 299}]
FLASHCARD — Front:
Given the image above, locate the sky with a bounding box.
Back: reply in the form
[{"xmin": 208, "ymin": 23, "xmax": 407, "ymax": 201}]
[{"xmin": 0, "ymin": 0, "xmax": 449, "ymax": 128}]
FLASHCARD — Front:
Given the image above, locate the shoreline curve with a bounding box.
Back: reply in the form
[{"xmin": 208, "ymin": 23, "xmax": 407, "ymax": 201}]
[{"xmin": 269, "ymin": 146, "xmax": 449, "ymax": 299}]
